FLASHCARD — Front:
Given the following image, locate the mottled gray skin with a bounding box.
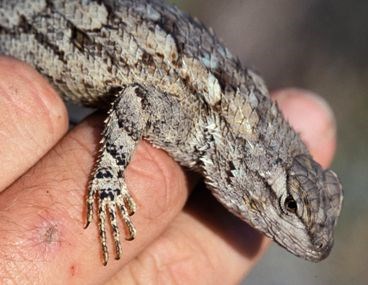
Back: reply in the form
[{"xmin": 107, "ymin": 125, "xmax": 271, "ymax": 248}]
[{"xmin": 0, "ymin": 0, "xmax": 343, "ymax": 265}]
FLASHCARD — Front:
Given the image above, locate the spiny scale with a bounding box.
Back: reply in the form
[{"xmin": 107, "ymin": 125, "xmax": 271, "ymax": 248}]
[{"xmin": 0, "ymin": 0, "xmax": 342, "ymax": 265}]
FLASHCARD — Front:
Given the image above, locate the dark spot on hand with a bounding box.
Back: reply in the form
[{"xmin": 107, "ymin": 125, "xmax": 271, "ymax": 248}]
[{"xmin": 43, "ymin": 224, "xmax": 59, "ymax": 244}]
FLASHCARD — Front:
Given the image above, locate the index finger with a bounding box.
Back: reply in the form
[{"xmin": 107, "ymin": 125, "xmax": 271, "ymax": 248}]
[{"xmin": 0, "ymin": 57, "xmax": 68, "ymax": 190}]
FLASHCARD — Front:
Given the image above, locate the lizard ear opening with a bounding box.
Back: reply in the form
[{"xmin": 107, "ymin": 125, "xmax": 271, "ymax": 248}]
[{"xmin": 323, "ymin": 169, "xmax": 343, "ymax": 219}]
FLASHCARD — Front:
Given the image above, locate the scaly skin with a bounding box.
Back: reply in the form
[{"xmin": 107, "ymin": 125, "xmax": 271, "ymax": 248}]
[{"xmin": 0, "ymin": 0, "xmax": 343, "ymax": 265}]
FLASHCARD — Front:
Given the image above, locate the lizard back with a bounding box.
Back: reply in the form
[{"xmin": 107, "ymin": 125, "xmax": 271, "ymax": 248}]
[{"xmin": 0, "ymin": 0, "xmax": 343, "ymax": 264}]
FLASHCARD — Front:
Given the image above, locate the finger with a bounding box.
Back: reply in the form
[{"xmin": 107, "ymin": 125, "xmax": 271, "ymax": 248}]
[
  {"xmin": 0, "ymin": 57, "xmax": 68, "ymax": 190},
  {"xmin": 108, "ymin": 89, "xmax": 338, "ymax": 284},
  {"xmin": 0, "ymin": 115, "xmax": 195, "ymax": 284},
  {"xmin": 272, "ymin": 88, "xmax": 337, "ymax": 168}
]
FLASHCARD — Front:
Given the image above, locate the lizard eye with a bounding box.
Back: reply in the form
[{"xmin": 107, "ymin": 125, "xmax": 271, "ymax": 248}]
[{"xmin": 284, "ymin": 195, "xmax": 297, "ymax": 213}]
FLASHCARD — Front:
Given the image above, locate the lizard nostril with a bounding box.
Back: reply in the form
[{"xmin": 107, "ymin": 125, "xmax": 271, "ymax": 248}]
[{"xmin": 316, "ymin": 241, "xmax": 325, "ymax": 250}]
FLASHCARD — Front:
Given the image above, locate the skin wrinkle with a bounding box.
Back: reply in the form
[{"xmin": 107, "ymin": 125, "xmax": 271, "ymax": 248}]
[
  {"xmin": 173, "ymin": 237, "xmax": 216, "ymax": 283},
  {"xmin": 0, "ymin": 260, "xmax": 36, "ymax": 285},
  {"xmin": 25, "ymin": 151, "xmax": 84, "ymax": 202},
  {"xmin": 10, "ymin": 254, "xmax": 44, "ymax": 284},
  {"xmin": 28, "ymin": 217, "xmax": 62, "ymax": 255},
  {"xmin": 0, "ymin": 163, "xmax": 80, "ymax": 276},
  {"xmin": 136, "ymin": 247, "xmax": 191, "ymax": 285},
  {"xmin": 48, "ymin": 133, "xmax": 100, "ymax": 213},
  {"xmin": 48, "ymin": 177, "xmax": 84, "ymax": 214},
  {"xmin": 154, "ymin": 236, "xmax": 198, "ymax": 272},
  {"xmin": 132, "ymin": 253, "xmax": 160, "ymax": 285},
  {"xmin": 180, "ymin": 223, "xmax": 218, "ymax": 273},
  {"xmin": 159, "ymin": 225, "xmax": 218, "ymax": 284},
  {"xmin": 0, "ymin": 208, "xmax": 59, "ymax": 266},
  {"xmin": 64, "ymin": 133, "xmax": 98, "ymax": 161},
  {"xmin": 0, "ymin": 59, "xmax": 67, "ymax": 135},
  {"xmin": 144, "ymin": 251, "xmax": 167, "ymax": 284},
  {"xmin": 0, "ymin": 76, "xmax": 45, "ymax": 116},
  {"xmin": 140, "ymin": 217, "xmax": 216, "ymax": 284},
  {"xmin": 0, "ymin": 59, "xmax": 68, "ymax": 193},
  {"xmin": 13, "ymin": 208, "xmax": 76, "ymax": 283}
]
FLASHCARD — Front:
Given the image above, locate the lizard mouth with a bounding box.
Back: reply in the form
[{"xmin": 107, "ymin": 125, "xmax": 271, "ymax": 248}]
[
  {"xmin": 302, "ymin": 239, "xmax": 333, "ymax": 262},
  {"xmin": 269, "ymin": 224, "xmax": 334, "ymax": 262}
]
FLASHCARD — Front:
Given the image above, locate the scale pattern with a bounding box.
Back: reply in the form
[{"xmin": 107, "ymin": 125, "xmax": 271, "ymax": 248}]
[{"xmin": 0, "ymin": 0, "xmax": 343, "ymax": 265}]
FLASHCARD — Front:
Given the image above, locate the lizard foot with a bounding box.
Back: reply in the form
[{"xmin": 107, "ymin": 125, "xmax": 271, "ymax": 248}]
[
  {"xmin": 86, "ymin": 166, "xmax": 137, "ymax": 265},
  {"xmin": 84, "ymin": 85, "xmax": 147, "ymax": 265}
]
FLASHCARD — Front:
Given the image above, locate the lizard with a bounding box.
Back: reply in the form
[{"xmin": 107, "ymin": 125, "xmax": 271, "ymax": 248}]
[{"xmin": 0, "ymin": 0, "xmax": 343, "ymax": 266}]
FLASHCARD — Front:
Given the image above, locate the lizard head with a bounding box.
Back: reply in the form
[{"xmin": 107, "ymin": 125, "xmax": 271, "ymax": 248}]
[
  {"xmin": 278, "ymin": 154, "xmax": 343, "ymax": 261},
  {"xmin": 239, "ymin": 154, "xmax": 343, "ymax": 261},
  {"xmin": 206, "ymin": 150, "xmax": 343, "ymax": 261}
]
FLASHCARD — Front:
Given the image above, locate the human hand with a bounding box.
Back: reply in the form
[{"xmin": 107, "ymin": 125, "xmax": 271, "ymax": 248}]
[{"xmin": 0, "ymin": 57, "xmax": 336, "ymax": 284}]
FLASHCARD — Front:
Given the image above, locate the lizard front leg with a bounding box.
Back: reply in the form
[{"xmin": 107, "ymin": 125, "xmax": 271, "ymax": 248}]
[{"xmin": 85, "ymin": 85, "xmax": 148, "ymax": 265}]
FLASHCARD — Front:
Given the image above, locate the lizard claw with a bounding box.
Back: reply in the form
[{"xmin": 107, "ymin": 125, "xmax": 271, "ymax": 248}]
[{"xmin": 87, "ymin": 166, "xmax": 137, "ymax": 264}]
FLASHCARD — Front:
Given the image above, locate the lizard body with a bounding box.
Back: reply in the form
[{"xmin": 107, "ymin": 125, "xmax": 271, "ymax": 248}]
[{"xmin": 0, "ymin": 0, "xmax": 343, "ymax": 265}]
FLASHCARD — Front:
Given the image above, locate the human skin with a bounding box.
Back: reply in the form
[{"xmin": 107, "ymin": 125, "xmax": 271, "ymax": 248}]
[{"xmin": 0, "ymin": 57, "xmax": 336, "ymax": 284}]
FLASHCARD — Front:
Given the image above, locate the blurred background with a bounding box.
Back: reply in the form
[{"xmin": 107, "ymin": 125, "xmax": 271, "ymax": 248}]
[{"xmin": 174, "ymin": 0, "xmax": 367, "ymax": 284}]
